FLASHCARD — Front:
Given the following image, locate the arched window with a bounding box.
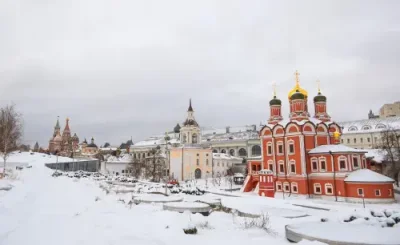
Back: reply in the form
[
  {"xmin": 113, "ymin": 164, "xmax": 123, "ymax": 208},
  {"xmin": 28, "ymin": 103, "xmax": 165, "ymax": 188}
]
[
  {"xmin": 212, "ymin": 149, "xmax": 218, "ymax": 153},
  {"xmin": 238, "ymin": 148, "xmax": 247, "ymax": 157},
  {"xmin": 142, "ymin": 153, "xmax": 145, "ymax": 158},
  {"xmin": 251, "ymin": 145, "xmax": 261, "ymax": 156},
  {"xmin": 229, "ymin": 149, "xmax": 235, "ymax": 156},
  {"xmin": 183, "ymin": 134, "xmax": 187, "ymax": 143},
  {"xmin": 362, "ymin": 125, "xmax": 371, "ymax": 130},
  {"xmin": 206, "ymin": 159, "xmax": 209, "ymax": 165},
  {"xmin": 221, "ymin": 149, "xmax": 226, "ymax": 154},
  {"xmin": 192, "ymin": 133, "xmax": 198, "ymax": 144},
  {"xmin": 348, "ymin": 126, "xmax": 358, "ymax": 132},
  {"xmin": 376, "ymin": 124, "xmax": 386, "ymax": 129}
]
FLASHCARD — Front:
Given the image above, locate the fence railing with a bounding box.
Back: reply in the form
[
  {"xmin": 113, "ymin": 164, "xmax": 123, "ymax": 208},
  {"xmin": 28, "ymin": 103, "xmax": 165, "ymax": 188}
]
[{"xmin": 45, "ymin": 160, "xmax": 100, "ymax": 172}]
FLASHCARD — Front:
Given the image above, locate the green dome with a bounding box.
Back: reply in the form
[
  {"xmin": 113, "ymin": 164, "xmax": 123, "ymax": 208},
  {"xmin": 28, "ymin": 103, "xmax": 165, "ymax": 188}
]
[
  {"xmin": 290, "ymin": 90, "xmax": 305, "ymax": 100},
  {"xmin": 269, "ymin": 96, "xmax": 282, "ymax": 106},
  {"xmin": 313, "ymin": 92, "xmax": 327, "ymax": 102}
]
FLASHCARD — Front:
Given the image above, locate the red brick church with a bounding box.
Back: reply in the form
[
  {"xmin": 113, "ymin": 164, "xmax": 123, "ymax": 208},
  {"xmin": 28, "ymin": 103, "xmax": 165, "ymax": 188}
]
[{"xmin": 243, "ymin": 71, "xmax": 395, "ymax": 203}]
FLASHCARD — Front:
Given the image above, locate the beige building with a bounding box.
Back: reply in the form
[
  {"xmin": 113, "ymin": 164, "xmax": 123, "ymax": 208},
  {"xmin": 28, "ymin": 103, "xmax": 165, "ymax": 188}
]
[
  {"xmin": 339, "ymin": 116, "xmax": 400, "ymax": 149},
  {"xmin": 379, "ymin": 101, "xmax": 400, "ymax": 118},
  {"xmin": 169, "ymin": 100, "xmax": 213, "ymax": 181}
]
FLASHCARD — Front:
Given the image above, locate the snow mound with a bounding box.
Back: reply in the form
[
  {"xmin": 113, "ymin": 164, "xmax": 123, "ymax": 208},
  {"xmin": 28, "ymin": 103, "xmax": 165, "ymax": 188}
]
[{"xmin": 287, "ymin": 222, "xmax": 400, "ymax": 244}]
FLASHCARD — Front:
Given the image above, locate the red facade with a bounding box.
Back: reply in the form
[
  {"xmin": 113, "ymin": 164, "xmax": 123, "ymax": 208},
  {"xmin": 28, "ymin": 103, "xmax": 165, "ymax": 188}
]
[{"xmin": 243, "ymin": 72, "xmax": 394, "ymax": 203}]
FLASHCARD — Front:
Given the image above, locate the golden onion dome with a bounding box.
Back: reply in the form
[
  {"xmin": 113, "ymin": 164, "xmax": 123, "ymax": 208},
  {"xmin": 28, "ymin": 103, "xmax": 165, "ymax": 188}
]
[{"xmin": 288, "ymin": 70, "xmax": 308, "ymax": 99}]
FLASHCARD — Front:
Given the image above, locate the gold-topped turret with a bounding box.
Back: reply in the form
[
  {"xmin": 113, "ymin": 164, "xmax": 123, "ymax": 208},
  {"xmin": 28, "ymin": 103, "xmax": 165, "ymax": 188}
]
[{"xmin": 288, "ymin": 70, "xmax": 308, "ymax": 99}]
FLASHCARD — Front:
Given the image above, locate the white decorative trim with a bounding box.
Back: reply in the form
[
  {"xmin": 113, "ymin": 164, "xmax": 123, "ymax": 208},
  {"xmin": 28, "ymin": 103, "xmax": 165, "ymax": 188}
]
[
  {"xmin": 311, "ymin": 157, "xmax": 318, "ymax": 172},
  {"xmin": 338, "ymin": 155, "xmax": 348, "ymax": 171},
  {"xmin": 325, "ymin": 183, "xmax": 333, "ymax": 195},
  {"xmin": 300, "ymin": 134, "xmax": 306, "ymax": 175},
  {"xmin": 287, "ymin": 139, "xmax": 295, "ymax": 155},
  {"xmin": 291, "ymin": 182, "xmax": 298, "ymax": 193},
  {"xmin": 276, "ymin": 141, "xmax": 284, "ymax": 155},
  {"xmin": 267, "ymin": 142, "xmax": 273, "ymax": 156},
  {"xmin": 319, "ymin": 157, "xmax": 327, "ymax": 172},
  {"xmin": 314, "ymin": 183, "xmax": 322, "ymax": 194}
]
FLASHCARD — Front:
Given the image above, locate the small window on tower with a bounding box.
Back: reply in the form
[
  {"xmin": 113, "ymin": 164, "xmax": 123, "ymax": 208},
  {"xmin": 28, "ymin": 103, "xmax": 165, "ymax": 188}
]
[
  {"xmin": 289, "ymin": 143, "xmax": 295, "ymax": 154},
  {"xmin": 278, "ymin": 144, "xmax": 283, "ymax": 154},
  {"xmin": 267, "ymin": 145, "xmax": 272, "ymax": 155}
]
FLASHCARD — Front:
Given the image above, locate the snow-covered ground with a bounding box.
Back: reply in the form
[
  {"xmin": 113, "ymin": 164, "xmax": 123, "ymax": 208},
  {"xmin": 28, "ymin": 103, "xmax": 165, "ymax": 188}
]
[{"xmin": 1, "ymin": 152, "xmax": 400, "ymax": 245}]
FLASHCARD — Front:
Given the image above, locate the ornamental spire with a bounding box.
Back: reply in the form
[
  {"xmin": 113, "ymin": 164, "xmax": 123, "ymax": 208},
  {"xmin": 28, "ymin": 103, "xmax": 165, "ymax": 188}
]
[
  {"xmin": 55, "ymin": 116, "xmax": 60, "ymax": 129},
  {"xmin": 317, "ymin": 80, "xmax": 321, "ymax": 94},
  {"xmin": 272, "ymin": 82, "xmax": 277, "ymax": 97},
  {"xmin": 294, "ymin": 70, "xmax": 300, "ymax": 88},
  {"xmin": 188, "ymin": 98, "xmax": 193, "ymax": 112}
]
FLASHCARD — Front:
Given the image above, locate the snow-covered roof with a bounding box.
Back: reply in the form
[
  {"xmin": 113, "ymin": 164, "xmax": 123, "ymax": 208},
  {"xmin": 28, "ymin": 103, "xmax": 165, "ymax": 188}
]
[
  {"xmin": 308, "ymin": 144, "xmax": 366, "ymax": 154},
  {"xmin": 202, "ymin": 131, "xmax": 259, "ymax": 142},
  {"xmin": 344, "ymin": 169, "xmax": 394, "ymax": 183},
  {"xmin": 365, "ymin": 149, "xmax": 386, "ymax": 163},
  {"xmin": 212, "ymin": 153, "xmax": 242, "ymax": 161},
  {"xmin": 133, "ymin": 137, "xmax": 180, "ymax": 147},
  {"xmin": 339, "ymin": 116, "xmax": 400, "ymax": 134},
  {"xmin": 106, "ymin": 153, "xmax": 132, "ymax": 163},
  {"xmin": 201, "ymin": 125, "xmax": 258, "ymax": 135}
]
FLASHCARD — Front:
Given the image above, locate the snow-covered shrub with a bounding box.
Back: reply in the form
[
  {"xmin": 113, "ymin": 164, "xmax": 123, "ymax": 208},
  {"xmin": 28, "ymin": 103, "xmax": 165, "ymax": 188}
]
[
  {"xmin": 183, "ymin": 223, "xmax": 197, "ymax": 235},
  {"xmin": 371, "ymin": 210, "xmax": 384, "ymax": 217},
  {"xmin": 344, "ymin": 216, "xmax": 357, "ymax": 222},
  {"xmin": 385, "ymin": 218, "xmax": 396, "ymax": 227},
  {"xmin": 320, "ymin": 218, "xmax": 328, "ymax": 222},
  {"xmin": 391, "ymin": 213, "xmax": 400, "ymax": 224},
  {"xmin": 384, "ymin": 209, "xmax": 393, "ymax": 217},
  {"xmin": 242, "ymin": 213, "xmax": 276, "ymax": 235}
]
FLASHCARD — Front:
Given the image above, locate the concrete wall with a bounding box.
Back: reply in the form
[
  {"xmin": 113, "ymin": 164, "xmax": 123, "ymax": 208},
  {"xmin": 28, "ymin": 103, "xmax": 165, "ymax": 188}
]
[{"xmin": 45, "ymin": 160, "xmax": 100, "ymax": 172}]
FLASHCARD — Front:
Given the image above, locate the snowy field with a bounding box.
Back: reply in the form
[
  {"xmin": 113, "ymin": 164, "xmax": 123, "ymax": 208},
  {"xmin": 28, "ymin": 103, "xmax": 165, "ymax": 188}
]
[{"xmin": 1, "ymin": 152, "xmax": 400, "ymax": 245}]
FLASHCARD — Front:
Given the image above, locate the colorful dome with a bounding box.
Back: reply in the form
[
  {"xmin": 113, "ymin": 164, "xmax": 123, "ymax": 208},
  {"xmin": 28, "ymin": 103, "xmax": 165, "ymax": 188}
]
[
  {"xmin": 269, "ymin": 96, "xmax": 282, "ymax": 106},
  {"xmin": 288, "ymin": 85, "xmax": 308, "ymax": 99},
  {"xmin": 313, "ymin": 92, "xmax": 327, "ymax": 102},
  {"xmin": 290, "ymin": 90, "xmax": 305, "ymax": 100}
]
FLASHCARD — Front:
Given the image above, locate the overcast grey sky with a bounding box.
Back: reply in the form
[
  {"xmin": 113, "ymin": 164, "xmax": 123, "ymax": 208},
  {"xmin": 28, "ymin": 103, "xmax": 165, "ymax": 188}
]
[{"xmin": 0, "ymin": 0, "xmax": 399, "ymax": 147}]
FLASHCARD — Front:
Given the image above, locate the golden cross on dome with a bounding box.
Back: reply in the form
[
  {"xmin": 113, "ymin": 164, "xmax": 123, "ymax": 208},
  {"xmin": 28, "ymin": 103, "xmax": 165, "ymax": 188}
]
[
  {"xmin": 272, "ymin": 82, "xmax": 277, "ymax": 96},
  {"xmin": 294, "ymin": 70, "xmax": 300, "ymax": 87},
  {"xmin": 317, "ymin": 80, "xmax": 321, "ymax": 93}
]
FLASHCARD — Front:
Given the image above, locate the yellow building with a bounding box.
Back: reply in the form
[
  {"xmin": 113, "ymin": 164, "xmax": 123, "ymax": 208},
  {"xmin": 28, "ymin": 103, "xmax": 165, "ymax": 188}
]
[{"xmin": 169, "ymin": 100, "xmax": 212, "ymax": 181}]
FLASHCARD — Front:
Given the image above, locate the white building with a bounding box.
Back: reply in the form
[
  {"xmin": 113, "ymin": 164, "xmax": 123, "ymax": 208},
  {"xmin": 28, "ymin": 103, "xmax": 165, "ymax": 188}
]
[
  {"xmin": 339, "ymin": 116, "xmax": 400, "ymax": 149},
  {"xmin": 201, "ymin": 125, "xmax": 262, "ymax": 159},
  {"xmin": 212, "ymin": 153, "xmax": 243, "ymax": 177},
  {"xmin": 101, "ymin": 154, "xmax": 132, "ymax": 176}
]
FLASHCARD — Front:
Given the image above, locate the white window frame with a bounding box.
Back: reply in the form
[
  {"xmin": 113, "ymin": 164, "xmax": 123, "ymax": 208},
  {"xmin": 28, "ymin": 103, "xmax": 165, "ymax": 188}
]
[
  {"xmin": 319, "ymin": 157, "xmax": 327, "ymax": 172},
  {"xmin": 311, "ymin": 157, "xmax": 318, "ymax": 172},
  {"xmin": 291, "ymin": 182, "xmax": 298, "ymax": 193},
  {"xmin": 325, "ymin": 184, "xmax": 333, "ymax": 195},
  {"xmin": 278, "ymin": 161, "xmax": 285, "ymax": 174},
  {"xmin": 267, "ymin": 142, "xmax": 273, "ymax": 156},
  {"xmin": 314, "ymin": 183, "xmax": 322, "ymax": 194},
  {"xmin": 283, "ymin": 182, "xmax": 290, "ymax": 193},
  {"xmin": 289, "ymin": 160, "xmax": 296, "ymax": 174},
  {"xmin": 276, "ymin": 182, "xmax": 282, "ymax": 191},
  {"xmin": 268, "ymin": 160, "xmax": 274, "ymax": 172},
  {"xmin": 277, "ymin": 141, "xmax": 284, "ymax": 155},
  {"xmin": 288, "ymin": 140, "xmax": 295, "ymax": 155},
  {"xmin": 375, "ymin": 189, "xmax": 381, "ymax": 197},
  {"xmin": 352, "ymin": 155, "xmax": 360, "ymax": 169},
  {"xmin": 357, "ymin": 188, "xmax": 364, "ymax": 196},
  {"xmin": 338, "ymin": 156, "xmax": 348, "ymax": 171}
]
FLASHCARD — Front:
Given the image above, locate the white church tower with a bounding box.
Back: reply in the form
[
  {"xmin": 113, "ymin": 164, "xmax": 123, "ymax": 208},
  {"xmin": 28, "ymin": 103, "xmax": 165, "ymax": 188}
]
[{"xmin": 180, "ymin": 99, "xmax": 201, "ymax": 145}]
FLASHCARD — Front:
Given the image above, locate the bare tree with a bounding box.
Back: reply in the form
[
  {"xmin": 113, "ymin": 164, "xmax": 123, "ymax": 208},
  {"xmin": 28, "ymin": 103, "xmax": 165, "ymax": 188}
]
[
  {"xmin": 378, "ymin": 127, "xmax": 400, "ymax": 186},
  {"xmin": 0, "ymin": 105, "xmax": 23, "ymax": 177},
  {"xmin": 126, "ymin": 157, "xmax": 146, "ymax": 179},
  {"xmin": 145, "ymin": 146, "xmax": 166, "ymax": 182}
]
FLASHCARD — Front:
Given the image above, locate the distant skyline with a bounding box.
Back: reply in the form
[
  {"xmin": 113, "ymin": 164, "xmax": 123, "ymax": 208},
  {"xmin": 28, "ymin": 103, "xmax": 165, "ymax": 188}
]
[{"xmin": 1, "ymin": 1, "xmax": 399, "ymax": 147}]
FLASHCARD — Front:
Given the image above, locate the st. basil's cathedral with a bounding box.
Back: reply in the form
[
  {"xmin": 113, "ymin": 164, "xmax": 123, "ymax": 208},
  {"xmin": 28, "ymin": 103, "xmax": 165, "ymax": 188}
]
[{"xmin": 48, "ymin": 117, "xmax": 79, "ymax": 156}]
